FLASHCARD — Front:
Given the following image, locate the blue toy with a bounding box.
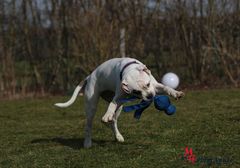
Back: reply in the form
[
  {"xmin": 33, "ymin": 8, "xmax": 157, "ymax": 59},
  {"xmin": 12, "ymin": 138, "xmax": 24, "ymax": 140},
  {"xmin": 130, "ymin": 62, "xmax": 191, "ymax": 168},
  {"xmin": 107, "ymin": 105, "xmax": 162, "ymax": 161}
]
[{"xmin": 119, "ymin": 95, "xmax": 176, "ymax": 119}]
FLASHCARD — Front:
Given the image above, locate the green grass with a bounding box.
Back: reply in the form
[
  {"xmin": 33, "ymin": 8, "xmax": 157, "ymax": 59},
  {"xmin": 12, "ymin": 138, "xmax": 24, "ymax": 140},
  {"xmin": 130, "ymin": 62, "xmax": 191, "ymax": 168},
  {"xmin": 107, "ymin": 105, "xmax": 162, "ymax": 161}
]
[{"xmin": 0, "ymin": 89, "xmax": 239, "ymax": 168}]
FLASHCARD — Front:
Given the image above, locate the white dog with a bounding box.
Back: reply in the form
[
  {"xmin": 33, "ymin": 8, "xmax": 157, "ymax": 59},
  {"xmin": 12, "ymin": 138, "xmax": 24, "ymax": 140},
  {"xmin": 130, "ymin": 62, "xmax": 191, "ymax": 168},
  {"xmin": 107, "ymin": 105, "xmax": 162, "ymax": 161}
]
[{"xmin": 55, "ymin": 57, "xmax": 184, "ymax": 148}]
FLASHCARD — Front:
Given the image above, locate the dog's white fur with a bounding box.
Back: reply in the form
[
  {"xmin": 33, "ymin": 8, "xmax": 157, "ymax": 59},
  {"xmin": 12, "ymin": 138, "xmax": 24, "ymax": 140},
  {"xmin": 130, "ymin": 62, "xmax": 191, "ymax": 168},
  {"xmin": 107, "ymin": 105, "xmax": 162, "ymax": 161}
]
[{"xmin": 55, "ymin": 58, "xmax": 184, "ymax": 148}]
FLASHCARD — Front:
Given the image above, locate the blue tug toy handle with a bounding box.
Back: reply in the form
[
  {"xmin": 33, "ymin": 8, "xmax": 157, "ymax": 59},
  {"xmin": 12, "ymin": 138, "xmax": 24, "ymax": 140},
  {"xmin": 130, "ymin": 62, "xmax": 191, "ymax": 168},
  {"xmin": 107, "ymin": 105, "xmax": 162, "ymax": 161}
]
[{"xmin": 121, "ymin": 95, "xmax": 176, "ymax": 119}]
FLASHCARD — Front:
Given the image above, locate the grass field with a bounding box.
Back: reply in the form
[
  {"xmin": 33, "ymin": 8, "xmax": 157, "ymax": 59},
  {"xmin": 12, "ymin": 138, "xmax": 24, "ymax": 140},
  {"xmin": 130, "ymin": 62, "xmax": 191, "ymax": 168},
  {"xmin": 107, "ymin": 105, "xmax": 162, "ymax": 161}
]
[{"xmin": 0, "ymin": 89, "xmax": 239, "ymax": 168}]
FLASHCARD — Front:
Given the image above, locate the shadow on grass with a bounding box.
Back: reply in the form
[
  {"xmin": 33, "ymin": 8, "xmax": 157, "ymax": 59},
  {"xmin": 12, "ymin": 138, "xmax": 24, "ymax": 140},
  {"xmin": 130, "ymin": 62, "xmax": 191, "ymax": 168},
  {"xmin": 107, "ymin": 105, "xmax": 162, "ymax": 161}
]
[{"xmin": 31, "ymin": 137, "xmax": 117, "ymax": 149}]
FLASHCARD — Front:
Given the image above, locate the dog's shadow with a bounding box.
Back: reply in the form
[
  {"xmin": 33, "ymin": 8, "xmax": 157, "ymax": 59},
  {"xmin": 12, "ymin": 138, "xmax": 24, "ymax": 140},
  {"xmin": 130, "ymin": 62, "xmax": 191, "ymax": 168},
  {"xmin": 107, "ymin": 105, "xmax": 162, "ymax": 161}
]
[{"xmin": 31, "ymin": 137, "xmax": 115, "ymax": 149}]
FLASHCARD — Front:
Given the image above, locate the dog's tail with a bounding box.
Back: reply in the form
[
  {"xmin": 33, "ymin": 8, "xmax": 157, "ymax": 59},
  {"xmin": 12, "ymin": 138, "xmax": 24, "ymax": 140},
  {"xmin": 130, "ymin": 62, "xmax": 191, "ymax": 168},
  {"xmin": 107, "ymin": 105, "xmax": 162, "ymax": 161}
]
[{"xmin": 55, "ymin": 79, "xmax": 87, "ymax": 108}]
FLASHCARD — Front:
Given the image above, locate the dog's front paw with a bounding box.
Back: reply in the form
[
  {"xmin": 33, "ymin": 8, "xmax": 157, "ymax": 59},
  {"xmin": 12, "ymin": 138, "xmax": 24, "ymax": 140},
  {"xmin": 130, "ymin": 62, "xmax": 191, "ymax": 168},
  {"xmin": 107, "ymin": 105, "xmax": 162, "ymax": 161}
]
[
  {"xmin": 102, "ymin": 112, "xmax": 114, "ymax": 123},
  {"xmin": 174, "ymin": 91, "xmax": 185, "ymax": 100},
  {"xmin": 116, "ymin": 134, "xmax": 124, "ymax": 142},
  {"xmin": 164, "ymin": 86, "xmax": 184, "ymax": 99}
]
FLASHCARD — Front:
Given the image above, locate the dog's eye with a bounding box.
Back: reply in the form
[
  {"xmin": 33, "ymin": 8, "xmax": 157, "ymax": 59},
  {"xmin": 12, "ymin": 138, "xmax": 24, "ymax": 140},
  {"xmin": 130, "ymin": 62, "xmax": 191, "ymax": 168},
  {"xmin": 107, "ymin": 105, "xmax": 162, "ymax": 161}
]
[
  {"xmin": 143, "ymin": 83, "xmax": 150, "ymax": 89},
  {"xmin": 132, "ymin": 90, "xmax": 141, "ymax": 95}
]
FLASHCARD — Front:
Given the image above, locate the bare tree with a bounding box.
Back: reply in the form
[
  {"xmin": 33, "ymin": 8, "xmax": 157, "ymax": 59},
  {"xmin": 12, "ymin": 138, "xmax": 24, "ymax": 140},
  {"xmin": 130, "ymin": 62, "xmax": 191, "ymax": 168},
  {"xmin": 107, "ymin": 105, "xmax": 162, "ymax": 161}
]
[{"xmin": 0, "ymin": 0, "xmax": 239, "ymax": 98}]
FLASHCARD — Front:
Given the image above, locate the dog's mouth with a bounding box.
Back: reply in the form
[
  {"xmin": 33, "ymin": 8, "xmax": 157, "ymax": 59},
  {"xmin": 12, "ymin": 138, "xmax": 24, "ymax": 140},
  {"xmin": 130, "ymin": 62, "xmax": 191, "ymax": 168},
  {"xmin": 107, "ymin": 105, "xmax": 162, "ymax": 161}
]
[
  {"xmin": 131, "ymin": 90, "xmax": 154, "ymax": 101},
  {"xmin": 131, "ymin": 89, "xmax": 142, "ymax": 98}
]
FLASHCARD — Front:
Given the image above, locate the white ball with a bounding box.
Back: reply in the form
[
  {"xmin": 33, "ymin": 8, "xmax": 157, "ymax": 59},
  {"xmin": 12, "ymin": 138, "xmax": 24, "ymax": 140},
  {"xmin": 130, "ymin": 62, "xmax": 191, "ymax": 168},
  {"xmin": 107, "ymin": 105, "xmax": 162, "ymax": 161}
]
[{"xmin": 161, "ymin": 72, "xmax": 180, "ymax": 89}]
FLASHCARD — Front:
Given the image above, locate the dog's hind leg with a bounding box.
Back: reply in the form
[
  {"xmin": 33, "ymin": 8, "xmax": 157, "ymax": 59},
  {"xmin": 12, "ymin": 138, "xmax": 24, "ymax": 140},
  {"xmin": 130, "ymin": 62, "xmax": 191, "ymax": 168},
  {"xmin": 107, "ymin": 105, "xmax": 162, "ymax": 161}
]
[
  {"xmin": 112, "ymin": 105, "xmax": 124, "ymax": 142},
  {"xmin": 83, "ymin": 92, "xmax": 99, "ymax": 148}
]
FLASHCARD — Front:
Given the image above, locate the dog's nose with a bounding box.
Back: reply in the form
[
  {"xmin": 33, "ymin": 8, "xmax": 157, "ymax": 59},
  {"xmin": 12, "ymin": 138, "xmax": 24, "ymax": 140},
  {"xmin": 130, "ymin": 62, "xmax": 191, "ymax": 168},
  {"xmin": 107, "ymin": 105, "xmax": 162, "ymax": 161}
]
[{"xmin": 146, "ymin": 94, "xmax": 153, "ymax": 100}]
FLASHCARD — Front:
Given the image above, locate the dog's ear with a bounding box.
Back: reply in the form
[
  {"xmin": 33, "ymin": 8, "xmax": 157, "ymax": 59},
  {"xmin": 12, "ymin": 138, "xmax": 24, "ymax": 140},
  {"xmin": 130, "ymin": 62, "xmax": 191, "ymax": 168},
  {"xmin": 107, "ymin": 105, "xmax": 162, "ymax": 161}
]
[
  {"xmin": 121, "ymin": 79, "xmax": 131, "ymax": 94},
  {"xmin": 137, "ymin": 65, "xmax": 151, "ymax": 75}
]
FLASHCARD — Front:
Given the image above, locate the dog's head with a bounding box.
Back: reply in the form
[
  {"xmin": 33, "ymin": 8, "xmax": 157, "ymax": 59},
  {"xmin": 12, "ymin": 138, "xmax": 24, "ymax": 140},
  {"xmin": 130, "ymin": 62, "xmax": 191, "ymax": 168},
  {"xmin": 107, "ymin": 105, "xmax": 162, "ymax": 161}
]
[{"xmin": 121, "ymin": 64, "xmax": 156, "ymax": 101}]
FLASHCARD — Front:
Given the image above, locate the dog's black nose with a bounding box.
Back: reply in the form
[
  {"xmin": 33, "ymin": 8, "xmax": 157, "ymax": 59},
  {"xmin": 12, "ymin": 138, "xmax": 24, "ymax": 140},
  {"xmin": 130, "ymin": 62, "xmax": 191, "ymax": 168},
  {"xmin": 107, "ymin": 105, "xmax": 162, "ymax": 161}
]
[{"xmin": 146, "ymin": 94, "xmax": 153, "ymax": 99}]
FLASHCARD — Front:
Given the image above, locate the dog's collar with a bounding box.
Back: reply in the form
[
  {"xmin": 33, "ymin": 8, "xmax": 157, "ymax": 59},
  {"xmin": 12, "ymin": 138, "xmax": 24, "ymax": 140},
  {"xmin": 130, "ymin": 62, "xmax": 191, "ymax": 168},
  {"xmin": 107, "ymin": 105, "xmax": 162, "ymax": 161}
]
[{"xmin": 120, "ymin": 61, "xmax": 139, "ymax": 80}]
